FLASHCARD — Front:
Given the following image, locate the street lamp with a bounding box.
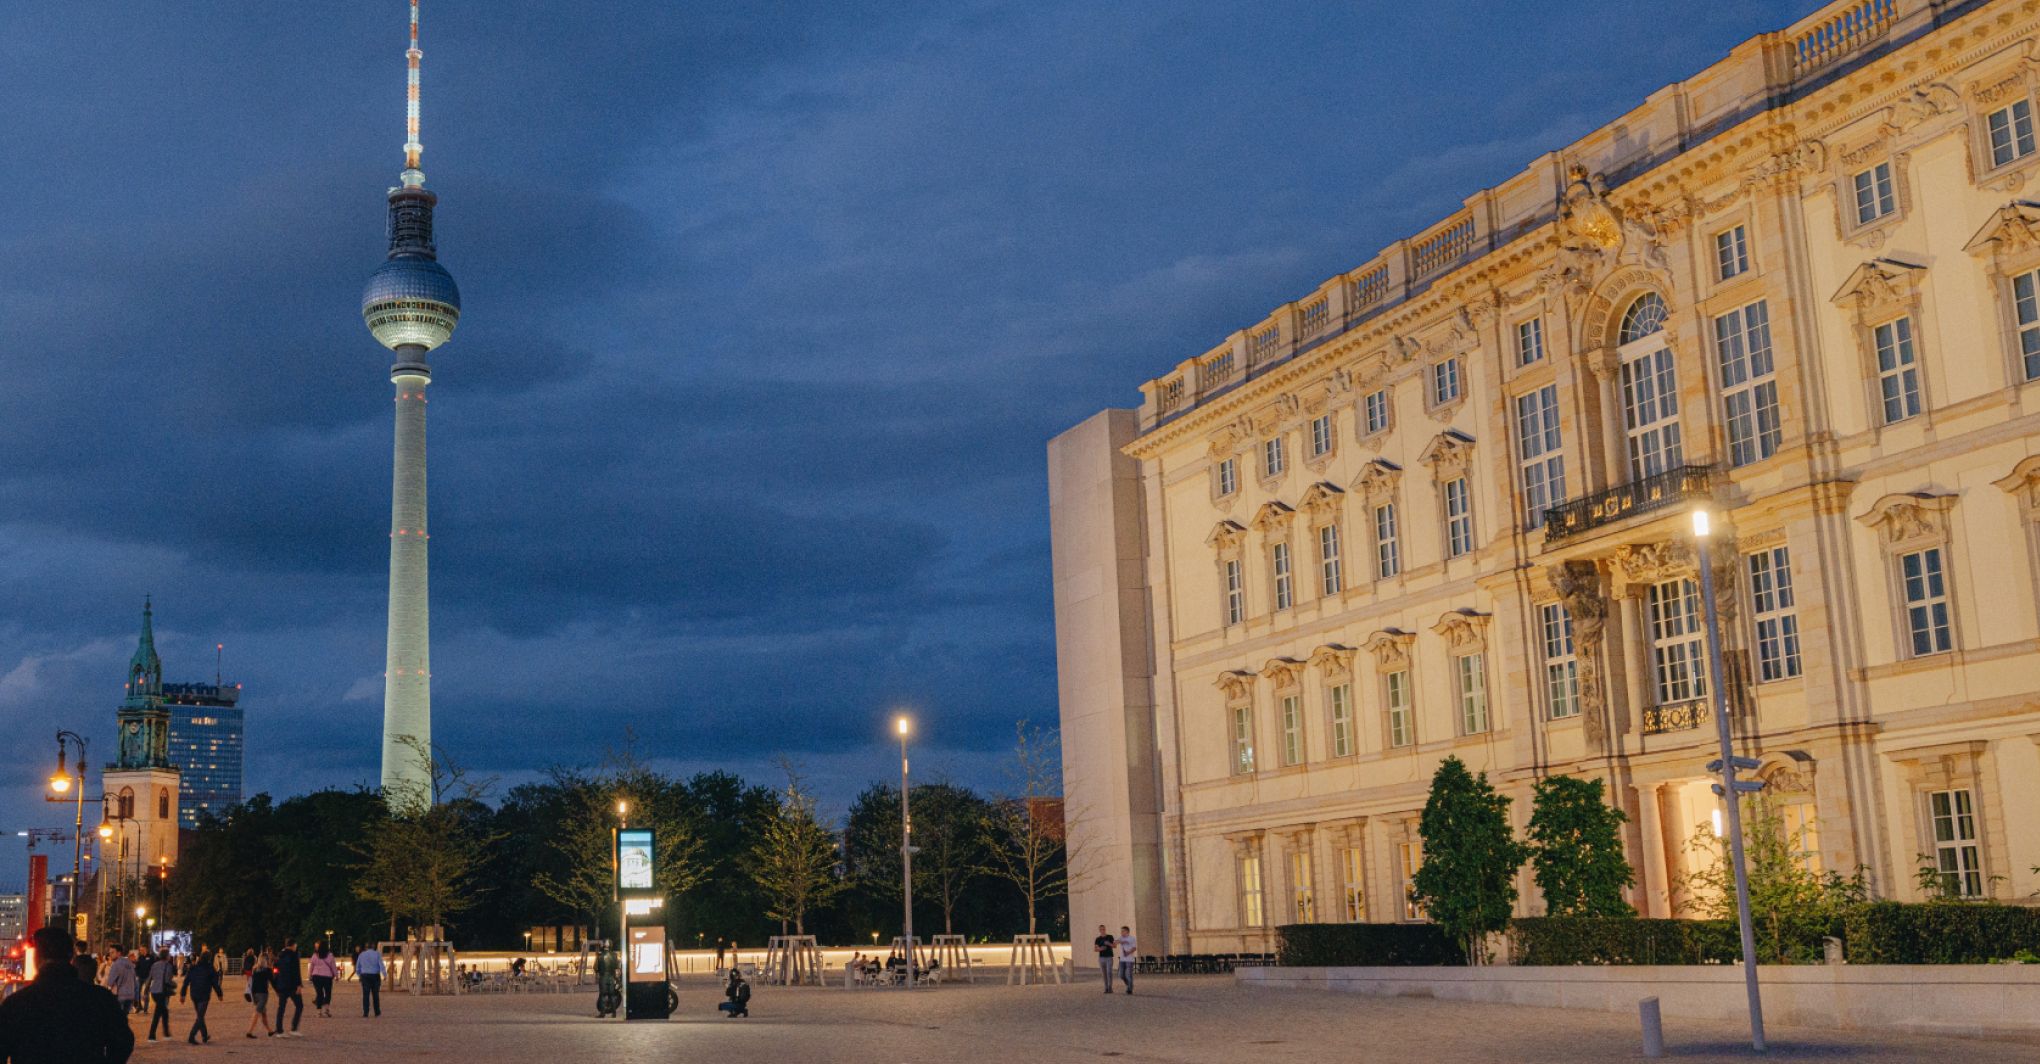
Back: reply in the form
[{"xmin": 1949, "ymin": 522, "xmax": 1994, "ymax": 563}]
[
  {"xmin": 1692, "ymin": 508, "xmax": 1766, "ymax": 1051},
  {"xmin": 49, "ymin": 732, "xmax": 88, "ymax": 941},
  {"xmin": 895, "ymin": 715, "xmax": 915, "ymax": 989}
]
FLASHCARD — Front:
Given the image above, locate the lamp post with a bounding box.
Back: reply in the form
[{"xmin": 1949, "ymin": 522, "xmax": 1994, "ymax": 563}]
[
  {"xmin": 48, "ymin": 731, "xmax": 88, "ymax": 940},
  {"xmin": 1692, "ymin": 508, "xmax": 1765, "ymax": 1051},
  {"xmin": 896, "ymin": 715, "xmax": 915, "ymax": 989}
]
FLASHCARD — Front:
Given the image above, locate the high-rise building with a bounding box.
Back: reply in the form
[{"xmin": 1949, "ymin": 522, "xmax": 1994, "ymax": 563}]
[
  {"xmin": 102, "ymin": 599, "xmax": 180, "ymax": 876},
  {"xmin": 363, "ymin": 0, "xmax": 461, "ymax": 810},
  {"xmin": 1054, "ymin": 0, "xmax": 2040, "ymax": 954},
  {"xmin": 0, "ymin": 893, "xmax": 26, "ymax": 945},
  {"xmin": 164, "ymin": 680, "xmax": 245, "ymax": 829}
]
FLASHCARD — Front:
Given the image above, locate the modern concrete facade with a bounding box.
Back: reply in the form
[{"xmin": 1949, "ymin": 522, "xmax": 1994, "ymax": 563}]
[
  {"xmin": 163, "ymin": 680, "xmax": 245, "ymax": 828},
  {"xmin": 1053, "ymin": 0, "xmax": 2040, "ymax": 954}
]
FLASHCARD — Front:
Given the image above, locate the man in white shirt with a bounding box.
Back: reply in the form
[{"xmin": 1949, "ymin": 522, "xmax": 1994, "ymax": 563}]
[
  {"xmin": 353, "ymin": 946, "xmax": 385, "ymax": 1017},
  {"xmin": 1116, "ymin": 927, "xmax": 1137, "ymax": 995}
]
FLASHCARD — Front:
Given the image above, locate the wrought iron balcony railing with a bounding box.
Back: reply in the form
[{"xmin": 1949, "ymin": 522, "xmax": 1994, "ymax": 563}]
[
  {"xmin": 1542, "ymin": 465, "xmax": 1714, "ymax": 543},
  {"xmin": 1642, "ymin": 699, "xmax": 1709, "ymax": 736}
]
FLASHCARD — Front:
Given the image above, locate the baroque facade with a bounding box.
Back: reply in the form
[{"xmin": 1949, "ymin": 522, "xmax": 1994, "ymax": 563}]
[{"xmin": 1051, "ymin": 0, "xmax": 2040, "ymax": 955}]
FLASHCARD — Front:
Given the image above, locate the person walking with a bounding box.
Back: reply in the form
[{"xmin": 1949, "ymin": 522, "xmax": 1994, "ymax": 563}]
[
  {"xmin": 71, "ymin": 940, "xmax": 100, "ymax": 988},
  {"xmin": 270, "ymin": 940, "xmax": 304, "ymax": 1037},
  {"xmin": 243, "ymin": 949, "xmax": 274, "ymax": 1039},
  {"xmin": 307, "ymin": 942, "xmax": 339, "ymax": 1018},
  {"xmin": 1091, "ymin": 925, "xmax": 1117, "ymax": 993},
  {"xmin": 1116, "ymin": 926, "xmax": 1138, "ymax": 996},
  {"xmin": 144, "ymin": 946, "xmax": 177, "ymax": 1042},
  {"xmin": 181, "ymin": 947, "xmax": 223, "ymax": 1044},
  {"xmin": 105, "ymin": 948, "xmax": 138, "ymax": 1016},
  {"xmin": 132, "ymin": 948, "xmax": 154, "ymax": 1015},
  {"xmin": 353, "ymin": 943, "xmax": 384, "ymax": 1018},
  {"xmin": 0, "ymin": 927, "xmax": 136, "ymax": 1064}
]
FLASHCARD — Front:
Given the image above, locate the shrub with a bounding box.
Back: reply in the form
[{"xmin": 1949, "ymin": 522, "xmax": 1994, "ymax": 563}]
[
  {"xmin": 1676, "ymin": 798, "xmax": 1867, "ymax": 963},
  {"xmin": 1275, "ymin": 923, "xmax": 1464, "ymax": 967},
  {"xmin": 1845, "ymin": 901, "xmax": 2040, "ymax": 964},
  {"xmin": 1510, "ymin": 917, "xmax": 1739, "ymax": 965},
  {"xmin": 1526, "ymin": 776, "xmax": 1635, "ymax": 918}
]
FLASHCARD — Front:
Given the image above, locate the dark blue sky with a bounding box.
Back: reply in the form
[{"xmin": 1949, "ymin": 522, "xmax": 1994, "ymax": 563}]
[{"xmin": 0, "ymin": 0, "xmax": 1818, "ymax": 888}]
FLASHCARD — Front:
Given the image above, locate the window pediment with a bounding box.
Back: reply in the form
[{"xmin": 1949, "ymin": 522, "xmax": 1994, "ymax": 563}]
[
  {"xmin": 1830, "ymin": 258, "xmax": 1926, "ymax": 323},
  {"xmin": 1298, "ymin": 482, "xmax": 1345, "ymax": 521},
  {"xmin": 1363, "ymin": 629, "xmax": 1415, "ymax": 671},
  {"xmin": 1963, "ymin": 201, "xmax": 2040, "ymax": 272},
  {"xmin": 1418, "ymin": 430, "xmax": 1477, "ymax": 481},
  {"xmin": 1261, "ymin": 657, "xmax": 1306, "ymax": 689},
  {"xmin": 1207, "ymin": 520, "xmax": 1249, "ymax": 553},
  {"xmin": 1430, "ymin": 609, "xmax": 1490, "ymax": 651},
  {"xmin": 1214, "ymin": 669, "xmax": 1256, "ymax": 702},
  {"xmin": 1856, "ymin": 492, "xmax": 1956, "ymax": 547},
  {"xmin": 1349, "ymin": 460, "xmax": 1402, "ymax": 504},
  {"xmin": 1307, "ymin": 644, "xmax": 1357, "ymax": 680},
  {"xmin": 1994, "ymin": 456, "xmax": 2040, "ymax": 514}
]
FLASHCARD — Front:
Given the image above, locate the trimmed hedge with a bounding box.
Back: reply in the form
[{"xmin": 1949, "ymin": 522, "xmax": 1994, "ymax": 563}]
[
  {"xmin": 1510, "ymin": 917, "xmax": 1739, "ymax": 966},
  {"xmin": 1276, "ymin": 923, "xmax": 1464, "ymax": 967},
  {"xmin": 1845, "ymin": 901, "xmax": 2040, "ymax": 964}
]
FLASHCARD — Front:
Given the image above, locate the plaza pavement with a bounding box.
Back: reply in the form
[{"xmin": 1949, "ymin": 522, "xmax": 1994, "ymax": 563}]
[{"xmin": 117, "ymin": 973, "xmax": 2040, "ymax": 1062}]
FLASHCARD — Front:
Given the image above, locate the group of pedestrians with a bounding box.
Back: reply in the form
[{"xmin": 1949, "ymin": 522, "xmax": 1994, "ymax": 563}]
[{"xmin": 1092, "ymin": 924, "xmax": 1138, "ymax": 995}]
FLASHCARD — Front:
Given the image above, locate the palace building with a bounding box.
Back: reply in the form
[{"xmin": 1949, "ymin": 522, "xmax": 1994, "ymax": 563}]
[{"xmin": 1052, "ymin": 0, "xmax": 2040, "ymax": 955}]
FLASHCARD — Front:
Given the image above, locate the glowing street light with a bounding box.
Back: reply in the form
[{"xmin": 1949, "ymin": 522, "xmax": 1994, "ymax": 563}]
[{"xmin": 895, "ymin": 714, "xmax": 915, "ymax": 988}]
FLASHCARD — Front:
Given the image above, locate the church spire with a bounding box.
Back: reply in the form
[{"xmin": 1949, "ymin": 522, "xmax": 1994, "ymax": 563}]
[{"xmin": 126, "ymin": 595, "xmax": 163, "ymax": 706}]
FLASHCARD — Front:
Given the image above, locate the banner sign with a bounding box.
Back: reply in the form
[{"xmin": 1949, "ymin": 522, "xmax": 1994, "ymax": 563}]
[{"xmin": 617, "ymin": 828, "xmax": 655, "ymax": 892}]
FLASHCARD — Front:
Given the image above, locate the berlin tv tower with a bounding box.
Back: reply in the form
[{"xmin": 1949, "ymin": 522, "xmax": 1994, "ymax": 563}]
[{"xmin": 362, "ymin": 0, "xmax": 460, "ymax": 810}]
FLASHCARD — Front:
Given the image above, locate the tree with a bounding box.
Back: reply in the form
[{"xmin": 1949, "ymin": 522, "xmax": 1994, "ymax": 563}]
[
  {"xmin": 745, "ymin": 762, "xmax": 846, "ymax": 935},
  {"xmin": 1411, "ymin": 756, "xmax": 1528, "ymax": 964},
  {"xmin": 351, "ymin": 739, "xmax": 503, "ymax": 938},
  {"xmin": 907, "ymin": 783, "xmax": 990, "ymax": 934},
  {"xmin": 1678, "ymin": 798, "xmax": 1868, "ymax": 962},
  {"xmin": 531, "ymin": 745, "xmax": 708, "ymax": 929},
  {"xmin": 1526, "ymin": 775, "xmax": 1635, "ymax": 917},
  {"xmin": 978, "ymin": 722, "xmax": 1071, "ymax": 936}
]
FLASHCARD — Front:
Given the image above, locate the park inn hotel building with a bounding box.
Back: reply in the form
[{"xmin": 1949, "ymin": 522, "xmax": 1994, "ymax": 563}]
[{"xmin": 1052, "ymin": 0, "xmax": 2040, "ymax": 956}]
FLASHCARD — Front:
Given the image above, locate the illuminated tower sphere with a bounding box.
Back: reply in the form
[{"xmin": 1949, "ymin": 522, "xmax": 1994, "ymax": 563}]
[{"xmin": 362, "ymin": 0, "xmax": 459, "ymax": 810}]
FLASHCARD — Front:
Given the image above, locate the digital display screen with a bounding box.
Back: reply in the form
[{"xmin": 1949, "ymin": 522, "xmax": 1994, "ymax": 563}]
[
  {"xmin": 628, "ymin": 930, "xmax": 665, "ymax": 983},
  {"xmin": 618, "ymin": 829, "xmax": 655, "ymax": 891}
]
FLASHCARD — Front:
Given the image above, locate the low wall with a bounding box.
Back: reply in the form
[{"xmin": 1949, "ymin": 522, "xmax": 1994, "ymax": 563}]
[{"xmin": 1239, "ymin": 964, "xmax": 2040, "ymax": 1041}]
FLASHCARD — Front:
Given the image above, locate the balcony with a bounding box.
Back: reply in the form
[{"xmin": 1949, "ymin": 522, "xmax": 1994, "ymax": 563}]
[
  {"xmin": 1642, "ymin": 699, "xmax": 1709, "ymax": 736},
  {"xmin": 1542, "ymin": 465, "xmax": 1714, "ymax": 543}
]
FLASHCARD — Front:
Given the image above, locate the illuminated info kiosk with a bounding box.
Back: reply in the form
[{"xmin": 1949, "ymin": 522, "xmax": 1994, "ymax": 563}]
[{"xmin": 617, "ymin": 827, "xmax": 675, "ymax": 1020}]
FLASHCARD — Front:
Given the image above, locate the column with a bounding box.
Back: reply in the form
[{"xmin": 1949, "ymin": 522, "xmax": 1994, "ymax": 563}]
[{"xmin": 1635, "ymin": 781, "xmax": 1670, "ymax": 918}]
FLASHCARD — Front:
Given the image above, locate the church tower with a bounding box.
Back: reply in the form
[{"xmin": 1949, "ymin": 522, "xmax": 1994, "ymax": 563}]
[{"xmin": 103, "ymin": 597, "xmax": 182, "ymax": 880}]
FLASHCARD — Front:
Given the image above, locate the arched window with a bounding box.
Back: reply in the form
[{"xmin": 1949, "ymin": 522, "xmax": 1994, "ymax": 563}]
[
  {"xmin": 158, "ymin": 788, "xmax": 170, "ymax": 820},
  {"xmin": 1619, "ymin": 293, "xmax": 1668, "ymax": 344},
  {"xmin": 118, "ymin": 787, "xmax": 135, "ymax": 820}
]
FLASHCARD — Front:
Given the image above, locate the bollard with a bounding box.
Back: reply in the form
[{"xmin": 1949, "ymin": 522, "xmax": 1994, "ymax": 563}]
[{"xmin": 1639, "ymin": 996, "xmax": 1665, "ymax": 1058}]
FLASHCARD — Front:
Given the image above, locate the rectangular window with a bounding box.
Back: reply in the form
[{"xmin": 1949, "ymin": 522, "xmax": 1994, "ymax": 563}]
[
  {"xmin": 1540, "ymin": 602, "xmax": 1580, "ymax": 719},
  {"xmin": 1900, "ymin": 547, "xmax": 1953, "ymax": 656},
  {"xmin": 1515, "ymin": 385, "xmax": 1567, "ymax": 527},
  {"xmin": 1223, "ymin": 559, "xmax": 1245, "ymax": 627},
  {"xmin": 1363, "ymin": 389, "xmax": 1390, "ymax": 434},
  {"xmin": 1715, "ymin": 224, "xmax": 1750, "ymax": 280},
  {"xmin": 1928, "ymin": 789, "xmax": 1983, "ymax": 898},
  {"xmin": 1456, "ymin": 653, "xmax": 1489, "ymax": 735},
  {"xmin": 1399, "ymin": 841, "xmax": 1424, "ymax": 921},
  {"xmin": 2013, "ymin": 269, "xmax": 2040, "ymax": 382},
  {"xmin": 1239, "ymin": 852, "xmax": 1266, "ymax": 926},
  {"xmin": 1328, "ymin": 682, "xmax": 1353, "ymax": 757},
  {"xmin": 1290, "ymin": 850, "xmax": 1315, "ymax": 923},
  {"xmin": 1714, "ymin": 300, "xmax": 1782, "ymax": 466},
  {"xmin": 1747, "ymin": 546, "xmax": 1803, "ymax": 681},
  {"xmin": 1516, "ymin": 318, "xmax": 1545, "ymax": 366},
  {"xmin": 1989, "ymin": 99, "xmax": 2036, "ymax": 168},
  {"xmin": 1263, "ymin": 436, "xmax": 1285, "ymax": 477},
  {"xmin": 1853, "ymin": 161, "xmax": 1896, "ymax": 225},
  {"xmin": 1873, "ymin": 317, "xmax": 1922, "ymax": 424},
  {"xmin": 1280, "ymin": 694, "xmax": 1303, "ymax": 767},
  {"xmin": 1230, "ymin": 705, "xmax": 1255, "ymax": 775},
  {"xmin": 1217, "ymin": 457, "xmax": 1238, "ymax": 496},
  {"xmin": 1374, "ymin": 503, "xmax": 1400, "ymax": 578},
  {"xmin": 1385, "ymin": 670, "xmax": 1413, "ymax": 748},
  {"xmin": 1780, "ymin": 802, "xmax": 1823, "ymax": 875},
  {"xmin": 1271, "ymin": 542, "xmax": 1293, "ymax": 611},
  {"xmin": 1620, "ymin": 347, "xmax": 1684, "ymax": 479},
  {"xmin": 1430, "ymin": 358, "xmax": 1462, "ymax": 406},
  {"xmin": 1647, "ymin": 579, "xmax": 1708, "ymax": 705},
  {"xmin": 1443, "ymin": 477, "xmax": 1474, "ymax": 558},
  {"xmin": 1310, "ymin": 413, "xmax": 1333, "ymax": 458},
  {"xmin": 1340, "ymin": 847, "xmax": 1366, "ymax": 922},
  {"xmin": 1318, "ymin": 524, "xmax": 1343, "ymax": 596}
]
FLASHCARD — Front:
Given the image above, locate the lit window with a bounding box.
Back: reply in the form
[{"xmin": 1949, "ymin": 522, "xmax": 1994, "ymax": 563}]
[
  {"xmin": 1853, "ymin": 162, "xmax": 1896, "ymax": 225},
  {"xmin": 1443, "ymin": 477, "xmax": 1474, "ymax": 558},
  {"xmin": 1621, "ymin": 346, "xmax": 1683, "ymax": 479},
  {"xmin": 1290, "ymin": 849, "xmax": 1315, "ymax": 922},
  {"xmin": 1619, "ymin": 293, "xmax": 1667, "ymax": 344},
  {"xmin": 1230, "ymin": 705, "xmax": 1255, "ymax": 775},
  {"xmin": 1715, "ymin": 225, "xmax": 1750, "ymax": 280},
  {"xmin": 1319, "ymin": 525, "xmax": 1343, "ymax": 596},
  {"xmin": 1340, "ymin": 847, "xmax": 1366, "ymax": 922},
  {"xmin": 1515, "ymin": 385, "xmax": 1566, "ymax": 528},
  {"xmin": 1648, "ymin": 579, "xmax": 1708, "ymax": 705},
  {"xmin": 1988, "ymin": 99, "xmax": 2036, "ymax": 168},
  {"xmin": 1310, "ymin": 414, "xmax": 1333, "ymax": 458},
  {"xmin": 1780, "ymin": 802, "xmax": 1822, "ymax": 875},
  {"xmin": 1239, "ymin": 851, "xmax": 1266, "ymax": 926},
  {"xmin": 1900, "ymin": 547, "xmax": 1952, "ymax": 656},
  {"xmin": 2013, "ymin": 269, "xmax": 2040, "ymax": 382},
  {"xmin": 1271, "ymin": 542, "xmax": 1293, "ymax": 611},
  {"xmin": 1363, "ymin": 389, "xmax": 1390, "ymax": 435},
  {"xmin": 1280, "ymin": 694, "xmax": 1303, "ymax": 767},
  {"xmin": 1747, "ymin": 547, "xmax": 1803, "ymax": 680},
  {"xmin": 1217, "ymin": 457, "xmax": 1238, "ymax": 496},
  {"xmin": 1456, "ymin": 653, "xmax": 1489, "ymax": 735},
  {"xmin": 1223, "ymin": 560, "xmax": 1245, "ymax": 627},
  {"xmin": 1263, "ymin": 437, "xmax": 1286, "ymax": 478},
  {"xmin": 1385, "ymin": 670, "xmax": 1413, "ymax": 748},
  {"xmin": 1430, "ymin": 358, "xmax": 1462, "ymax": 406},
  {"xmin": 1540, "ymin": 603, "xmax": 1579, "ymax": 719},
  {"xmin": 1714, "ymin": 300, "xmax": 1781, "ymax": 466},
  {"xmin": 1373, "ymin": 503, "xmax": 1400, "ymax": 578},
  {"xmin": 1928, "ymin": 789, "xmax": 1983, "ymax": 898},
  {"xmin": 1399, "ymin": 840, "xmax": 1424, "ymax": 921},
  {"xmin": 1328, "ymin": 682, "xmax": 1353, "ymax": 757},
  {"xmin": 1873, "ymin": 317, "xmax": 1922, "ymax": 424},
  {"xmin": 1516, "ymin": 318, "xmax": 1544, "ymax": 366}
]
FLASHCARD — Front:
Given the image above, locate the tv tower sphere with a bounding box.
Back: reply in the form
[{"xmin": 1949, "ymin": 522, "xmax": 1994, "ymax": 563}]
[{"xmin": 363, "ymin": 235, "xmax": 461, "ymax": 352}]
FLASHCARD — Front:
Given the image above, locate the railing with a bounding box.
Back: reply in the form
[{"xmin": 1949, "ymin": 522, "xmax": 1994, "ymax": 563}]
[
  {"xmin": 1643, "ymin": 699, "xmax": 1709, "ymax": 736},
  {"xmin": 1541, "ymin": 465, "xmax": 1713, "ymax": 542},
  {"xmin": 1249, "ymin": 327, "xmax": 1281, "ymax": 363},
  {"xmin": 1202, "ymin": 350, "xmax": 1237, "ymax": 387},
  {"xmin": 1411, "ymin": 216, "xmax": 1475, "ymax": 281},
  {"xmin": 1789, "ymin": 0, "xmax": 1897, "ymax": 79},
  {"xmin": 1299, "ymin": 298, "xmax": 1330, "ymax": 340},
  {"xmin": 1349, "ymin": 265, "xmax": 1390, "ymax": 311},
  {"xmin": 1156, "ymin": 376, "xmax": 1185, "ymax": 415}
]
